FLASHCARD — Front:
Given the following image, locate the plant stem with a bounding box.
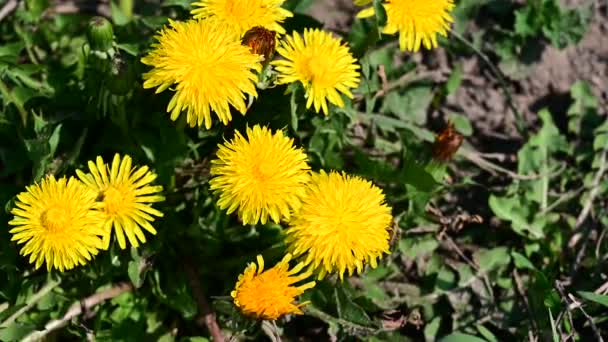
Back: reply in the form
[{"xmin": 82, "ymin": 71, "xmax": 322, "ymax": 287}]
[
  {"xmin": 119, "ymin": 0, "xmax": 133, "ymax": 18},
  {"xmin": 0, "ymin": 278, "xmax": 61, "ymax": 328},
  {"xmin": 0, "ymin": 77, "xmax": 28, "ymax": 125},
  {"xmin": 21, "ymin": 282, "xmax": 133, "ymax": 342}
]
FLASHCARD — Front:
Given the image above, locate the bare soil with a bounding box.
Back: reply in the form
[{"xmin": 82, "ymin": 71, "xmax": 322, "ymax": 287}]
[{"xmin": 308, "ymin": 1, "xmax": 608, "ymax": 143}]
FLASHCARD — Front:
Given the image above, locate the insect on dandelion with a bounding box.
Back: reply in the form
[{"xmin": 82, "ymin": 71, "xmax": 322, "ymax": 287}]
[
  {"xmin": 232, "ymin": 254, "xmax": 316, "ymax": 320},
  {"xmin": 432, "ymin": 121, "xmax": 463, "ymax": 161},
  {"xmin": 357, "ymin": 0, "xmax": 455, "ymax": 52},
  {"xmin": 272, "ymin": 28, "xmax": 360, "ymax": 115},
  {"xmin": 8, "ymin": 176, "xmax": 106, "ymax": 272},
  {"xmin": 76, "ymin": 154, "xmax": 165, "ymax": 249},
  {"xmin": 286, "ymin": 171, "xmax": 393, "ymax": 279},
  {"xmin": 141, "ymin": 19, "xmax": 262, "ymax": 129},
  {"xmin": 209, "ymin": 125, "xmax": 310, "ymax": 225}
]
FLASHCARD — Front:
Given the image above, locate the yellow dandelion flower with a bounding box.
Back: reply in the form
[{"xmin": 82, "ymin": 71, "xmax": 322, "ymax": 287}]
[
  {"xmin": 209, "ymin": 125, "xmax": 310, "ymax": 225},
  {"xmin": 272, "ymin": 29, "xmax": 360, "ymax": 115},
  {"xmin": 76, "ymin": 154, "xmax": 165, "ymax": 250},
  {"xmin": 286, "ymin": 171, "xmax": 393, "ymax": 279},
  {"xmin": 357, "ymin": 0, "xmax": 455, "ymax": 52},
  {"xmin": 8, "ymin": 175, "xmax": 105, "ymax": 272},
  {"xmin": 191, "ymin": 0, "xmax": 293, "ymax": 36},
  {"xmin": 141, "ymin": 19, "xmax": 262, "ymax": 129},
  {"xmin": 231, "ymin": 254, "xmax": 316, "ymax": 320}
]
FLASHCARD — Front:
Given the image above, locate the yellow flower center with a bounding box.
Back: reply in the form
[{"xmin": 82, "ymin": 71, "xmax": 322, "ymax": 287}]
[
  {"xmin": 40, "ymin": 207, "xmax": 70, "ymax": 234},
  {"xmin": 103, "ymin": 186, "xmax": 133, "ymax": 215},
  {"xmin": 235, "ymin": 268, "xmax": 303, "ymax": 319},
  {"xmin": 301, "ymin": 55, "xmax": 331, "ymax": 86},
  {"xmin": 251, "ymin": 162, "xmax": 274, "ymax": 183}
]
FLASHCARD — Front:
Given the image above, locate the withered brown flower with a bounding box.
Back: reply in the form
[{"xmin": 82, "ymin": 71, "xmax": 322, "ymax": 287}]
[{"xmin": 241, "ymin": 26, "xmax": 276, "ymax": 64}]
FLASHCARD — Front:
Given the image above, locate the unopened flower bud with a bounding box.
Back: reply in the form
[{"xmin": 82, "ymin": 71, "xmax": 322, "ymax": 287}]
[
  {"xmin": 241, "ymin": 26, "xmax": 276, "ymax": 64},
  {"xmin": 432, "ymin": 121, "xmax": 463, "ymax": 161},
  {"xmin": 87, "ymin": 16, "xmax": 114, "ymax": 53}
]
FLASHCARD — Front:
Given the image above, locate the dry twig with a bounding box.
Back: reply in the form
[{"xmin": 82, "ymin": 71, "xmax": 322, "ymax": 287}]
[
  {"xmin": 354, "ymin": 69, "xmax": 446, "ymax": 102},
  {"xmin": 0, "ymin": 0, "xmax": 18, "ymax": 22},
  {"xmin": 21, "ymin": 282, "xmax": 134, "ymax": 342},
  {"xmin": 556, "ymin": 281, "xmax": 604, "ymax": 342},
  {"xmin": 574, "ymin": 149, "xmax": 607, "ymax": 230},
  {"xmin": 568, "ymin": 149, "xmax": 608, "ymax": 276},
  {"xmin": 184, "ymin": 260, "xmax": 225, "ymax": 342},
  {"xmin": 513, "ymin": 270, "xmax": 539, "ymax": 339}
]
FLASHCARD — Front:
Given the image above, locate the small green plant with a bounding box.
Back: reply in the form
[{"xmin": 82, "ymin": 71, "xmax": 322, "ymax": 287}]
[{"xmin": 0, "ymin": 0, "xmax": 604, "ymax": 341}]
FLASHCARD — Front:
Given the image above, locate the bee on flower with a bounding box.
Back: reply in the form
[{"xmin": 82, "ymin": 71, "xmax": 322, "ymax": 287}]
[{"xmin": 76, "ymin": 154, "xmax": 165, "ymax": 249}]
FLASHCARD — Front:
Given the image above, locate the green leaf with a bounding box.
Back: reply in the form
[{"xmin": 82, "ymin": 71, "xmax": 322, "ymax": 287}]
[
  {"xmin": 399, "ymin": 236, "xmax": 438, "ymax": 258},
  {"xmin": 476, "ymin": 325, "xmax": 498, "ymax": 342},
  {"xmin": 116, "ymin": 43, "xmax": 139, "ymax": 56},
  {"xmin": 593, "ymin": 132, "xmax": 608, "ymax": 151},
  {"xmin": 548, "ymin": 309, "xmax": 559, "ymax": 342},
  {"xmin": 283, "ymin": 13, "xmax": 323, "ymax": 32},
  {"xmin": 402, "ymin": 161, "xmax": 438, "ymax": 192},
  {"xmin": 334, "ymin": 285, "xmax": 372, "ymax": 326},
  {"xmin": 373, "ymin": 0, "xmax": 388, "ymax": 27},
  {"xmin": 457, "ymin": 263, "xmax": 475, "ymax": 287},
  {"xmin": 0, "ymin": 322, "xmax": 36, "ymax": 341},
  {"xmin": 445, "ymin": 64, "xmax": 463, "ymax": 95},
  {"xmin": 128, "ymin": 248, "xmax": 149, "ymax": 288},
  {"xmin": 435, "ymin": 266, "xmax": 456, "ymax": 292},
  {"xmin": 511, "ymin": 251, "xmax": 537, "ymax": 271},
  {"xmin": 347, "ymin": 19, "xmax": 379, "ymax": 57},
  {"xmin": 518, "ymin": 109, "xmax": 568, "ymax": 207},
  {"xmin": 161, "ymin": 0, "xmax": 192, "ymax": 9},
  {"xmin": 0, "ymin": 42, "xmax": 25, "ymax": 62},
  {"xmin": 383, "ymin": 86, "xmax": 433, "ymax": 125},
  {"xmin": 449, "ymin": 113, "xmax": 473, "ymax": 136},
  {"xmin": 184, "ymin": 338, "xmax": 210, "ymax": 342},
  {"xmin": 283, "ymin": 0, "xmax": 314, "ymax": 13},
  {"xmin": 111, "ymin": 1, "xmax": 130, "ymax": 25},
  {"xmin": 514, "ymin": 6, "xmax": 540, "ymax": 38},
  {"xmin": 542, "ymin": 6, "xmax": 588, "ymax": 49},
  {"xmin": 24, "ymin": 123, "xmax": 62, "ymax": 179},
  {"xmin": 10, "ymin": 87, "xmax": 36, "ymax": 107},
  {"xmin": 424, "ymin": 317, "xmax": 442, "ymax": 341},
  {"xmin": 26, "ymin": 0, "xmax": 50, "ymax": 18},
  {"xmin": 439, "ymin": 332, "xmax": 487, "ymax": 342},
  {"xmin": 577, "ymin": 291, "xmax": 608, "ymax": 307},
  {"xmin": 568, "ymin": 80, "xmax": 598, "ymax": 116},
  {"xmin": 489, "ymin": 195, "xmax": 536, "ymax": 237},
  {"xmin": 476, "ymin": 247, "xmax": 510, "ymax": 274}
]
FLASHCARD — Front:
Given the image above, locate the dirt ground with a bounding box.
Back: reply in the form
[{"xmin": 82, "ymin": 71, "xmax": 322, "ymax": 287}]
[{"xmin": 308, "ymin": 1, "xmax": 608, "ymax": 144}]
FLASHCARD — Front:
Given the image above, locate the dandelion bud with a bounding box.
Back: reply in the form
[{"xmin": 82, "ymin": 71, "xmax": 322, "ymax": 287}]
[
  {"xmin": 87, "ymin": 16, "xmax": 114, "ymax": 53},
  {"xmin": 432, "ymin": 121, "xmax": 463, "ymax": 161},
  {"xmin": 241, "ymin": 26, "xmax": 276, "ymax": 63}
]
